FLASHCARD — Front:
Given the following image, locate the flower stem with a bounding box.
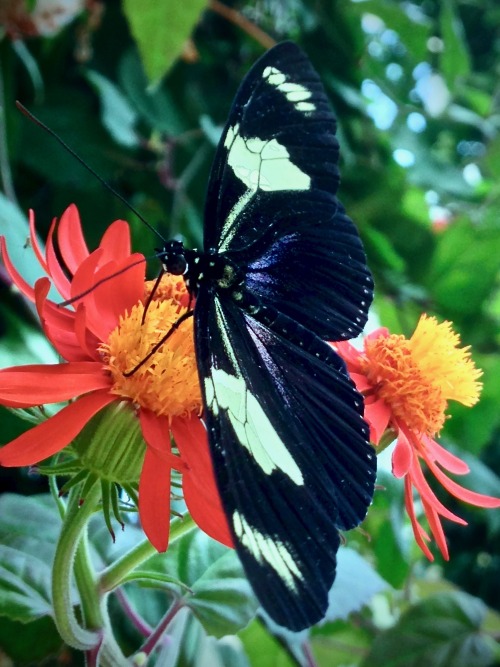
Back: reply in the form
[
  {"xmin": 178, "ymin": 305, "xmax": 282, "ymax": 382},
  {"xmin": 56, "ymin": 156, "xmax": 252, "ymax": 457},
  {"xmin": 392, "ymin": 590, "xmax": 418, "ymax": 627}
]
[
  {"xmin": 52, "ymin": 483, "xmax": 102, "ymax": 651},
  {"xmin": 137, "ymin": 598, "xmax": 184, "ymax": 659},
  {"xmin": 74, "ymin": 529, "xmax": 102, "ymax": 630},
  {"xmin": 99, "ymin": 514, "xmax": 196, "ymax": 593}
]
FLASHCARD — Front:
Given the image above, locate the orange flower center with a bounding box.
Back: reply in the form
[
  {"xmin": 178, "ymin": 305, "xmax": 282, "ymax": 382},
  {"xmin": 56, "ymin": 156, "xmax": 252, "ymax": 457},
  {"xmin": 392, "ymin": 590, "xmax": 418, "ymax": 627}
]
[
  {"xmin": 100, "ymin": 275, "xmax": 202, "ymax": 420},
  {"xmin": 361, "ymin": 315, "xmax": 482, "ymax": 437}
]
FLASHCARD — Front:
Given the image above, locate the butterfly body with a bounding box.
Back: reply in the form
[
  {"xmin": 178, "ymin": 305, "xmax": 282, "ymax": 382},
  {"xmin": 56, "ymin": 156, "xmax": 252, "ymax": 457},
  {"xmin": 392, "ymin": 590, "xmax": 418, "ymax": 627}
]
[{"xmin": 159, "ymin": 42, "xmax": 376, "ymax": 631}]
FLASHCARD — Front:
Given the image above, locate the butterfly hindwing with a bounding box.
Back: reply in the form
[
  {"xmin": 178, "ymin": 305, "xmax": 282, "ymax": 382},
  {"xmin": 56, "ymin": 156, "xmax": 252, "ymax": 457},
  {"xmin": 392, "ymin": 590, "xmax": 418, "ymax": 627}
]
[{"xmin": 195, "ymin": 288, "xmax": 375, "ymax": 630}]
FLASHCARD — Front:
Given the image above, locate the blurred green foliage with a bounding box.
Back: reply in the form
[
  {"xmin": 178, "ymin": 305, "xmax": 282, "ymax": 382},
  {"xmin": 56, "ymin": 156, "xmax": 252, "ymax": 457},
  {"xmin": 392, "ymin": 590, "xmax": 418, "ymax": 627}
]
[{"xmin": 1, "ymin": 0, "xmax": 500, "ymax": 665}]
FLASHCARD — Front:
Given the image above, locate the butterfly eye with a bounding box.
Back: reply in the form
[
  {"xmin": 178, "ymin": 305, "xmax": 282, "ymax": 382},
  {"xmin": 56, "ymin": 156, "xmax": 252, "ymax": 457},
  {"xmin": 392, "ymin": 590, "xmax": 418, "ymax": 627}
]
[
  {"xmin": 168, "ymin": 254, "xmax": 188, "ymax": 275},
  {"xmin": 156, "ymin": 242, "xmax": 188, "ymax": 275}
]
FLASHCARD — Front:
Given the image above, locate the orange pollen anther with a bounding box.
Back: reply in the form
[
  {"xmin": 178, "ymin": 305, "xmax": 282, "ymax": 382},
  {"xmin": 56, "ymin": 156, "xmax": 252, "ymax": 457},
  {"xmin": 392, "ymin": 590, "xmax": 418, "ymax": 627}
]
[
  {"xmin": 100, "ymin": 275, "xmax": 201, "ymax": 420},
  {"xmin": 360, "ymin": 315, "xmax": 482, "ymax": 437}
]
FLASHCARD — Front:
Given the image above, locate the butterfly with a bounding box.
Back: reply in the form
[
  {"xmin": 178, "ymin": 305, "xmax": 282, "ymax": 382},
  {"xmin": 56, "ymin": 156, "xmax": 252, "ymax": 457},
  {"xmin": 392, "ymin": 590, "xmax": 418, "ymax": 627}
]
[{"xmin": 156, "ymin": 41, "xmax": 376, "ymax": 631}]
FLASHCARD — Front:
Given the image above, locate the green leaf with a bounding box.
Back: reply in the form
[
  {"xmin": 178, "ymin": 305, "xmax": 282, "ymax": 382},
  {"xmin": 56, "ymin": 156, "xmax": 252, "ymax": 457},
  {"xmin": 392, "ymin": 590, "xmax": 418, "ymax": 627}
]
[
  {"xmin": 425, "ymin": 219, "xmax": 500, "ymax": 318},
  {"xmin": 127, "ymin": 529, "xmax": 258, "ymax": 637},
  {"xmin": 0, "ymin": 494, "xmax": 63, "ymax": 623},
  {"xmin": 157, "ymin": 609, "xmax": 251, "ymax": 667},
  {"xmin": 0, "ymin": 615, "xmax": 64, "ymax": 666},
  {"xmin": 0, "ymin": 305, "xmax": 58, "ymax": 369},
  {"xmin": 84, "ymin": 70, "xmax": 139, "ymax": 148},
  {"xmin": 446, "ymin": 354, "xmax": 500, "ymax": 454},
  {"xmin": 326, "ymin": 548, "xmax": 390, "ymax": 622},
  {"xmin": 239, "ymin": 619, "xmax": 296, "ymax": 667},
  {"xmin": 166, "ymin": 530, "xmax": 258, "ymax": 637},
  {"xmin": 118, "ymin": 49, "xmax": 187, "ymax": 135},
  {"xmin": 348, "ymin": 0, "xmax": 431, "ymax": 63},
  {"xmin": 362, "ymin": 591, "xmax": 495, "ymax": 667},
  {"xmin": 0, "ymin": 546, "xmax": 53, "ymax": 621},
  {"xmin": 439, "ymin": 0, "xmax": 471, "ymax": 89},
  {"xmin": 122, "ymin": 0, "xmax": 208, "ymax": 85},
  {"xmin": 311, "ymin": 622, "xmax": 373, "ymax": 667}
]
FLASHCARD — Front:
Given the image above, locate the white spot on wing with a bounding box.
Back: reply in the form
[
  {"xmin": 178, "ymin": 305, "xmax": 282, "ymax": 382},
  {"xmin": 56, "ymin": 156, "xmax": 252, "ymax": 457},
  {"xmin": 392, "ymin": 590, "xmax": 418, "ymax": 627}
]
[
  {"xmin": 204, "ymin": 367, "xmax": 304, "ymax": 486},
  {"xmin": 262, "ymin": 66, "xmax": 316, "ymax": 114},
  {"xmin": 233, "ymin": 511, "xmax": 303, "ymax": 592},
  {"xmin": 205, "ymin": 301, "xmax": 303, "ymax": 485},
  {"xmin": 224, "ymin": 129, "xmax": 311, "ymax": 193}
]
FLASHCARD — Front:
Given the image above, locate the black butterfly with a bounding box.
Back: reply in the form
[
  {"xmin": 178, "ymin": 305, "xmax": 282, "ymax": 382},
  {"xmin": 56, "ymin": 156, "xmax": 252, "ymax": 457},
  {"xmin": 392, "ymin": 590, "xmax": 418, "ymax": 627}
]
[{"xmin": 158, "ymin": 41, "xmax": 376, "ymax": 631}]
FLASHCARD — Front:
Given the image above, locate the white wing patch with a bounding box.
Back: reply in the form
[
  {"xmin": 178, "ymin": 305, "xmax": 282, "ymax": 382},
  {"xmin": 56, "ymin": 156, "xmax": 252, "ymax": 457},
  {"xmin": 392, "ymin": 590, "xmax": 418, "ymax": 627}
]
[
  {"xmin": 204, "ymin": 367, "xmax": 304, "ymax": 486},
  {"xmin": 233, "ymin": 511, "xmax": 303, "ymax": 592},
  {"xmin": 262, "ymin": 65, "xmax": 316, "ymax": 113},
  {"xmin": 224, "ymin": 124, "xmax": 311, "ymax": 193}
]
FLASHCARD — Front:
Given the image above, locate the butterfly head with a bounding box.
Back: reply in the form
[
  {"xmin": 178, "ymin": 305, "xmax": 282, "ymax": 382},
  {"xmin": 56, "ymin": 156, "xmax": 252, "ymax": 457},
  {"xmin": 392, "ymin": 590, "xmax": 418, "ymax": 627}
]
[{"xmin": 156, "ymin": 240, "xmax": 188, "ymax": 276}]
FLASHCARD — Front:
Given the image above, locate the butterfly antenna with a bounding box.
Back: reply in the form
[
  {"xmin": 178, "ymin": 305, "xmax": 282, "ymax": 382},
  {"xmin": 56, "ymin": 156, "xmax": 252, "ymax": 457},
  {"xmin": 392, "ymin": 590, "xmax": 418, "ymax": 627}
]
[{"xmin": 16, "ymin": 101, "xmax": 166, "ymax": 243}]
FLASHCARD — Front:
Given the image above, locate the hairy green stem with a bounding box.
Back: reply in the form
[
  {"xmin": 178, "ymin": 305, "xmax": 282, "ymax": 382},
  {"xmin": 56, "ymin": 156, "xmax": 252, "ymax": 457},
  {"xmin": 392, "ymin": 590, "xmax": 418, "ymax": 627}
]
[
  {"xmin": 52, "ymin": 483, "xmax": 102, "ymax": 651},
  {"xmin": 99, "ymin": 514, "xmax": 196, "ymax": 593}
]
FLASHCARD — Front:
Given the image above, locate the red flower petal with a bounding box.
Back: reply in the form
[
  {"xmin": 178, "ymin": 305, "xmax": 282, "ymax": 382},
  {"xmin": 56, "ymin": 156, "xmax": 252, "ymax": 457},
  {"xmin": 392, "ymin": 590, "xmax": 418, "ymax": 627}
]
[
  {"xmin": 89, "ymin": 254, "xmax": 146, "ymax": 338},
  {"xmin": 0, "ymin": 361, "xmax": 110, "ymax": 407},
  {"xmin": 392, "ymin": 429, "xmax": 413, "ymax": 478},
  {"xmin": 28, "ymin": 209, "xmax": 49, "ymax": 273},
  {"xmin": 69, "ymin": 248, "xmax": 103, "ymax": 304},
  {"xmin": 46, "ymin": 216, "xmax": 72, "ymax": 300},
  {"xmin": 365, "ymin": 327, "xmax": 389, "ymax": 342},
  {"xmin": 425, "ymin": 457, "xmax": 500, "ymax": 509},
  {"xmin": 408, "ymin": 452, "xmax": 467, "ymax": 525},
  {"xmin": 56, "ymin": 205, "xmax": 90, "ymax": 275},
  {"xmin": 172, "ymin": 416, "xmax": 233, "ymax": 548},
  {"xmin": 98, "ymin": 220, "xmax": 131, "ymax": 263},
  {"xmin": 423, "ymin": 436, "xmax": 470, "ymax": 475},
  {"xmin": 334, "ymin": 341, "xmax": 363, "ymax": 371},
  {"xmin": 0, "ymin": 389, "xmax": 114, "ymax": 466},
  {"xmin": 34, "ymin": 279, "xmax": 84, "ymax": 360},
  {"xmin": 404, "ymin": 476, "xmax": 434, "ymax": 561},
  {"xmin": 421, "ymin": 496, "xmax": 450, "ymax": 560},
  {"xmin": 365, "ymin": 398, "xmax": 391, "ymax": 444},
  {"xmin": 139, "ymin": 409, "xmax": 184, "ymax": 470},
  {"xmin": 138, "ymin": 446, "xmax": 172, "ymax": 552}
]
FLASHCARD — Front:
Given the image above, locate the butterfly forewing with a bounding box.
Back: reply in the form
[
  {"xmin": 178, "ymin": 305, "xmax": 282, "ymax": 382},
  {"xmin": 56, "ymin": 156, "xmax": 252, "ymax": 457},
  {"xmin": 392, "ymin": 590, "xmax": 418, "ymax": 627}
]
[
  {"xmin": 204, "ymin": 42, "xmax": 372, "ymax": 342},
  {"xmin": 195, "ymin": 42, "xmax": 375, "ymax": 630}
]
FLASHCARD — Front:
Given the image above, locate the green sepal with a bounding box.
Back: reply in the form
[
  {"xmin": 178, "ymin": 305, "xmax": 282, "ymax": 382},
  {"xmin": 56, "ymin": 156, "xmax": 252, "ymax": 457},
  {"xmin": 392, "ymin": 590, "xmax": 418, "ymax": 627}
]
[{"xmin": 72, "ymin": 401, "xmax": 145, "ymax": 484}]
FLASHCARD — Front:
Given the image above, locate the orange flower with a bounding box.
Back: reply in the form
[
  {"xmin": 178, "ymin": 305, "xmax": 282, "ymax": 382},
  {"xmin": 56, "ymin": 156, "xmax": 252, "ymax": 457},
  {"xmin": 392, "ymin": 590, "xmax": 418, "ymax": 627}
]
[
  {"xmin": 0, "ymin": 204, "xmax": 232, "ymax": 552},
  {"xmin": 336, "ymin": 315, "xmax": 500, "ymax": 560}
]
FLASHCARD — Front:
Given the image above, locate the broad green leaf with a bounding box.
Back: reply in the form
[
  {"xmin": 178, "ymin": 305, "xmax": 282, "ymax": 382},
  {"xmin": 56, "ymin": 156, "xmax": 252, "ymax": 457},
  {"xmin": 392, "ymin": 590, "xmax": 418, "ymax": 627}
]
[
  {"xmin": 118, "ymin": 49, "xmax": 187, "ymax": 135},
  {"xmin": 0, "ymin": 305, "xmax": 58, "ymax": 369},
  {"xmin": 126, "ymin": 529, "xmax": 258, "ymax": 637},
  {"xmin": 439, "ymin": 0, "xmax": 471, "ymax": 89},
  {"xmin": 122, "ymin": 0, "xmax": 208, "ymax": 85},
  {"xmin": 326, "ymin": 548, "xmax": 390, "ymax": 622},
  {"xmin": 85, "ymin": 70, "xmax": 139, "ymax": 148},
  {"xmin": 311, "ymin": 622, "xmax": 373, "ymax": 667},
  {"xmin": 0, "ymin": 615, "xmax": 63, "ymax": 666},
  {"xmin": 362, "ymin": 591, "xmax": 495, "ymax": 667},
  {"xmin": 446, "ymin": 354, "xmax": 500, "ymax": 454},
  {"xmin": 348, "ymin": 0, "xmax": 431, "ymax": 63},
  {"xmin": 0, "ymin": 494, "xmax": 63, "ymax": 623},
  {"xmin": 239, "ymin": 619, "xmax": 296, "ymax": 667},
  {"xmin": 166, "ymin": 530, "xmax": 258, "ymax": 637},
  {"xmin": 0, "ymin": 494, "xmax": 60, "ymax": 547},
  {"xmin": 0, "ymin": 546, "xmax": 53, "ymax": 621},
  {"xmin": 425, "ymin": 219, "xmax": 500, "ymax": 318},
  {"xmin": 157, "ymin": 609, "xmax": 251, "ymax": 667}
]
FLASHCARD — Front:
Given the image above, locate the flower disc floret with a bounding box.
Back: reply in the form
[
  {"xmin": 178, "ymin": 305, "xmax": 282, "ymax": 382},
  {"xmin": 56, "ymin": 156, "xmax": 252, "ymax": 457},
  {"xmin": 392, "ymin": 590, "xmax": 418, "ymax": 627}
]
[{"xmin": 102, "ymin": 281, "xmax": 201, "ymax": 419}]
